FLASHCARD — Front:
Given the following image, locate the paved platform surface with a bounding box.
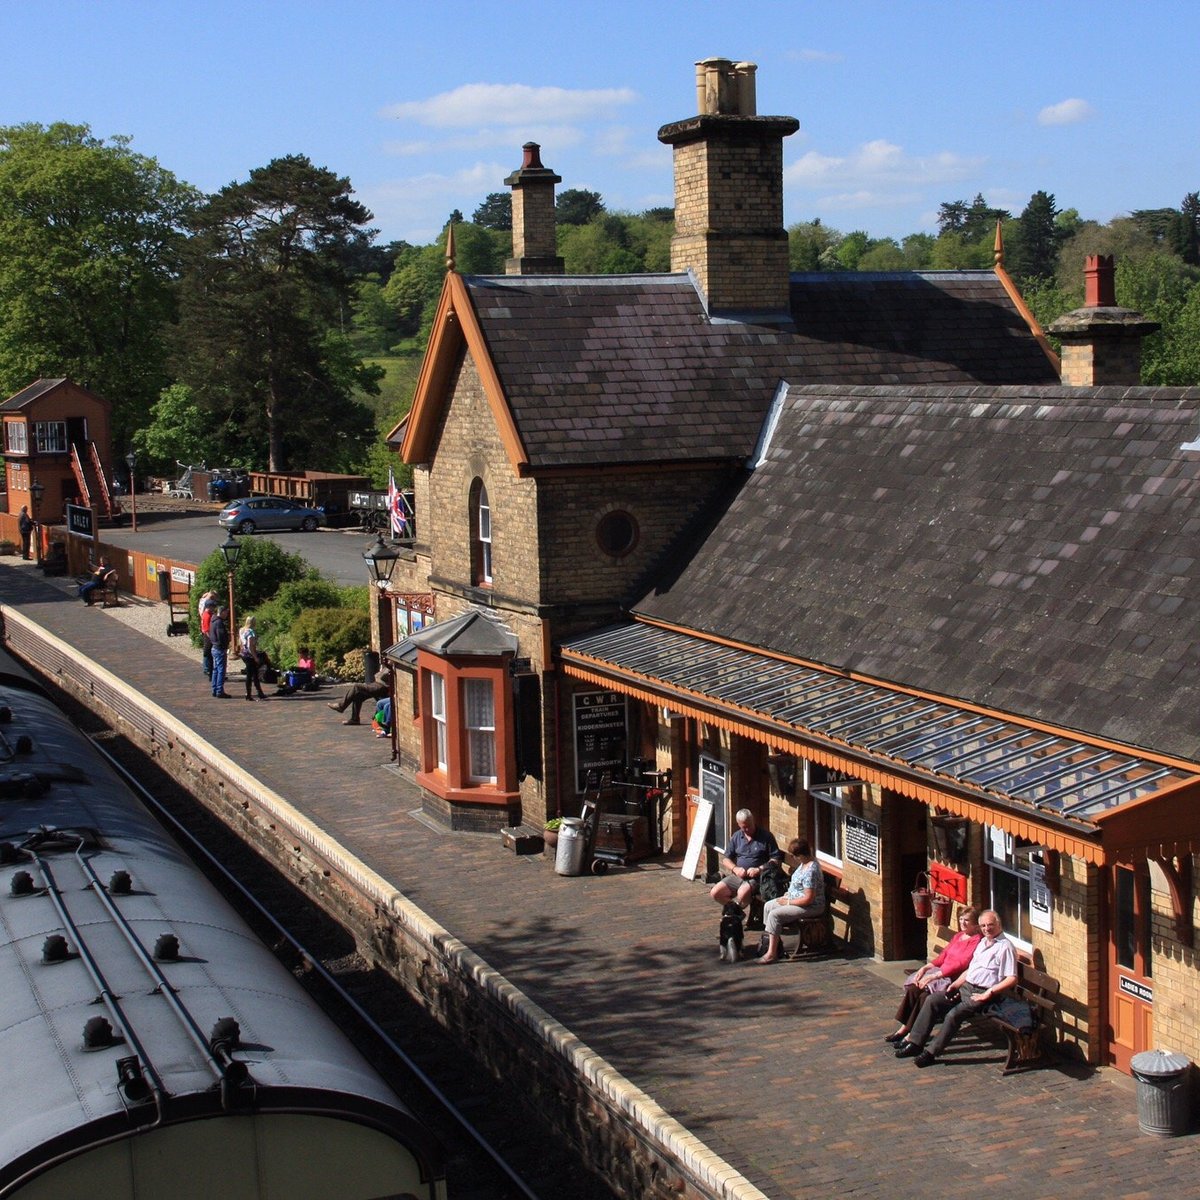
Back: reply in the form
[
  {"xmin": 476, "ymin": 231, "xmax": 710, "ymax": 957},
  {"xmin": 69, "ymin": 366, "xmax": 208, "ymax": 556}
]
[{"xmin": 2, "ymin": 558, "xmax": 1197, "ymax": 1199}]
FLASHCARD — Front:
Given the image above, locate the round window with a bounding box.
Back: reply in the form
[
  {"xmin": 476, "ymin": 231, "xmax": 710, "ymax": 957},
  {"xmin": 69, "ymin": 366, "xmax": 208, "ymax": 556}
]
[{"xmin": 596, "ymin": 510, "xmax": 638, "ymax": 557}]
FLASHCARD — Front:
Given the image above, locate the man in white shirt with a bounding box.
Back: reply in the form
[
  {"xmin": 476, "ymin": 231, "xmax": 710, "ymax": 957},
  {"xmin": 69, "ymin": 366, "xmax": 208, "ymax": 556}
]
[{"xmin": 895, "ymin": 909, "xmax": 1018, "ymax": 1067}]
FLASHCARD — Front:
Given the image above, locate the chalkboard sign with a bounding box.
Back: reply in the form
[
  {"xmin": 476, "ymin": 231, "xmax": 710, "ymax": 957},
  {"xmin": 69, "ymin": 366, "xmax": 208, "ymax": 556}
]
[
  {"xmin": 573, "ymin": 691, "xmax": 627, "ymax": 792},
  {"xmin": 699, "ymin": 755, "xmax": 728, "ymax": 850}
]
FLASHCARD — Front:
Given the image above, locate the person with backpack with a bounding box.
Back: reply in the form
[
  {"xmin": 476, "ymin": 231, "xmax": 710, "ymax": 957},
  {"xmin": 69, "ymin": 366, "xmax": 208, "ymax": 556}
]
[
  {"xmin": 198, "ymin": 591, "xmax": 217, "ymax": 679},
  {"xmin": 209, "ymin": 606, "xmax": 231, "ymax": 698}
]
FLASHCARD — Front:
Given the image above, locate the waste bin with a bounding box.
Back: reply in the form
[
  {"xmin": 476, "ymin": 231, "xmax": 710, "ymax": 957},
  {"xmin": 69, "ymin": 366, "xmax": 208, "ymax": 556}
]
[
  {"xmin": 363, "ymin": 650, "xmax": 380, "ymax": 682},
  {"xmin": 157, "ymin": 572, "xmax": 171, "ymax": 601},
  {"xmin": 1131, "ymin": 1049, "xmax": 1192, "ymax": 1136},
  {"xmin": 554, "ymin": 817, "xmax": 586, "ymax": 876}
]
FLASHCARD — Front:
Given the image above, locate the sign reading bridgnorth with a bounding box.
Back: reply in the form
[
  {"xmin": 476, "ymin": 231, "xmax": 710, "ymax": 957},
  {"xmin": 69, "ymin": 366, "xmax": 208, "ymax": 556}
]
[
  {"xmin": 573, "ymin": 691, "xmax": 627, "ymax": 792},
  {"xmin": 66, "ymin": 504, "xmax": 94, "ymax": 540}
]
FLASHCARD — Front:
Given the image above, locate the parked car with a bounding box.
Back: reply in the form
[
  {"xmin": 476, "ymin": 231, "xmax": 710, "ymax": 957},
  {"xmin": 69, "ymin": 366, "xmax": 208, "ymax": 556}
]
[{"xmin": 218, "ymin": 496, "xmax": 325, "ymax": 533}]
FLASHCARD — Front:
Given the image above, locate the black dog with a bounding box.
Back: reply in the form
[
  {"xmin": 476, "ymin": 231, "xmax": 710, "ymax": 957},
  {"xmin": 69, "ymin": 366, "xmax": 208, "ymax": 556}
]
[{"xmin": 718, "ymin": 902, "xmax": 745, "ymax": 963}]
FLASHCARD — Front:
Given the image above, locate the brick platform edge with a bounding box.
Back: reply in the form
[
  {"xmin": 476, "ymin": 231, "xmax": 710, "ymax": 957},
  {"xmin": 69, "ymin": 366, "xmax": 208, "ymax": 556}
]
[{"xmin": 1, "ymin": 606, "xmax": 768, "ymax": 1200}]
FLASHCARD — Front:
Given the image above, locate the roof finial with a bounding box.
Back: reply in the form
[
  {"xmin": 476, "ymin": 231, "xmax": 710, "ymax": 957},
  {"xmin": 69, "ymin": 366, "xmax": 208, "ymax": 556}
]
[
  {"xmin": 993, "ymin": 219, "xmax": 1004, "ymax": 268},
  {"xmin": 445, "ymin": 220, "xmax": 456, "ymax": 273}
]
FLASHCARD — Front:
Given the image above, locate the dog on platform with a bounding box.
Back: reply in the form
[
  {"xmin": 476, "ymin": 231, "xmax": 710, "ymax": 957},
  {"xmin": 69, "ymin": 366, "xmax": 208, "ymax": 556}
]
[{"xmin": 718, "ymin": 902, "xmax": 745, "ymax": 963}]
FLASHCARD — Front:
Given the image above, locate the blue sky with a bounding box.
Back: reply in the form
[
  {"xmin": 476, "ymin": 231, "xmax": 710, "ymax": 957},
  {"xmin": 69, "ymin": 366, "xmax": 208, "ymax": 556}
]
[{"xmin": 2, "ymin": 1, "xmax": 1195, "ymax": 247}]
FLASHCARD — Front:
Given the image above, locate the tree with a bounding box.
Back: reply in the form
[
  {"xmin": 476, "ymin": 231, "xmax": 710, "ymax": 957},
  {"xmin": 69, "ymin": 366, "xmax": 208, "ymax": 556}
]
[
  {"xmin": 556, "ymin": 188, "xmax": 605, "ymax": 226},
  {"xmin": 1008, "ymin": 190, "xmax": 1065, "ymax": 284},
  {"xmin": 173, "ymin": 155, "xmax": 378, "ymax": 472},
  {"xmin": 0, "ymin": 123, "xmax": 198, "ymax": 447},
  {"xmin": 472, "ymin": 191, "xmax": 512, "ymax": 230},
  {"xmin": 133, "ymin": 383, "xmax": 219, "ymax": 472}
]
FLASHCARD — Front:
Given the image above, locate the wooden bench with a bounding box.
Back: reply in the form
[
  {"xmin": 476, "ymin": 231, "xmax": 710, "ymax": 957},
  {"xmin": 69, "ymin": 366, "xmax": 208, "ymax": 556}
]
[
  {"xmin": 747, "ymin": 870, "xmax": 842, "ymax": 957},
  {"xmin": 972, "ymin": 960, "xmax": 1060, "ymax": 1074},
  {"xmin": 101, "ymin": 573, "xmax": 120, "ymax": 607}
]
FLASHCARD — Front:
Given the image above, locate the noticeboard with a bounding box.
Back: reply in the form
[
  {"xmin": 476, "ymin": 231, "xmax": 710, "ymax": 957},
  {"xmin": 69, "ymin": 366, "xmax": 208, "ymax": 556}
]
[
  {"xmin": 681, "ymin": 798, "xmax": 713, "ymax": 881},
  {"xmin": 844, "ymin": 813, "xmax": 879, "ymax": 873},
  {"xmin": 573, "ymin": 691, "xmax": 627, "ymax": 792}
]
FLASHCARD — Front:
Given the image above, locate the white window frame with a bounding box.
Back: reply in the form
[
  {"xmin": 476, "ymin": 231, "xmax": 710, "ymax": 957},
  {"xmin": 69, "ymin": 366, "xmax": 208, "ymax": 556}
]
[
  {"xmin": 477, "ymin": 486, "xmax": 492, "ymax": 584},
  {"xmin": 429, "ymin": 672, "xmax": 448, "ymax": 771},
  {"xmin": 464, "ymin": 677, "xmax": 496, "ymax": 783},
  {"xmin": 810, "ymin": 787, "xmax": 844, "ymax": 868},
  {"xmin": 33, "ymin": 421, "xmax": 67, "ymax": 453},
  {"xmin": 984, "ymin": 825, "xmax": 1035, "ymax": 949},
  {"xmin": 5, "ymin": 422, "xmax": 27, "ymax": 454}
]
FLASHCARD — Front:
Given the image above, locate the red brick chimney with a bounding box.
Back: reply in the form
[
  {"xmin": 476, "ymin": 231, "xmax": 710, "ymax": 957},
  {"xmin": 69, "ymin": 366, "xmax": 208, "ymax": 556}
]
[
  {"xmin": 1048, "ymin": 255, "xmax": 1158, "ymax": 386},
  {"xmin": 505, "ymin": 142, "xmax": 563, "ymax": 276},
  {"xmin": 658, "ymin": 58, "xmax": 798, "ymax": 323}
]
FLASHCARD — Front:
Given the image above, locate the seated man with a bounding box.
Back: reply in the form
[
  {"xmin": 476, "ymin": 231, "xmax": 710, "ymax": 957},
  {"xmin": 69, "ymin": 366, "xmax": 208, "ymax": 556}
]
[
  {"xmin": 709, "ymin": 808, "xmax": 782, "ymax": 908},
  {"xmin": 79, "ymin": 558, "xmax": 117, "ymax": 606},
  {"xmin": 327, "ymin": 678, "xmax": 389, "ymax": 725},
  {"xmin": 895, "ymin": 909, "xmax": 1018, "ymax": 1067},
  {"xmin": 757, "ymin": 839, "xmax": 825, "ymax": 963}
]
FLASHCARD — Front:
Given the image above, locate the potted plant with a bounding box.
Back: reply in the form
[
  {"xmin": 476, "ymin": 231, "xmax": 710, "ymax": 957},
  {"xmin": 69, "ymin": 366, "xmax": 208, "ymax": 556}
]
[{"xmin": 543, "ymin": 817, "xmax": 562, "ymax": 849}]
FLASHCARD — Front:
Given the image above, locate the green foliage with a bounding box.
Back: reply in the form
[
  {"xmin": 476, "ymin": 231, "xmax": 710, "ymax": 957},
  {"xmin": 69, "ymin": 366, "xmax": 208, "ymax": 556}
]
[
  {"xmin": 250, "ymin": 575, "xmax": 367, "ymax": 663},
  {"xmin": 133, "ymin": 384, "xmax": 219, "ymax": 474},
  {"xmin": 0, "ymin": 122, "xmax": 199, "ymax": 448},
  {"xmin": 172, "ymin": 154, "xmax": 378, "ymax": 472},
  {"xmin": 556, "ymin": 188, "xmax": 605, "ymax": 226},
  {"xmin": 788, "ymin": 219, "xmax": 840, "ymax": 271},
  {"xmin": 290, "ymin": 606, "xmax": 371, "ymax": 669},
  {"xmin": 188, "ymin": 539, "xmax": 312, "ymax": 646},
  {"xmin": 1008, "ymin": 191, "xmax": 1065, "ymax": 285},
  {"xmin": 472, "ymin": 191, "xmax": 512, "ymax": 231}
]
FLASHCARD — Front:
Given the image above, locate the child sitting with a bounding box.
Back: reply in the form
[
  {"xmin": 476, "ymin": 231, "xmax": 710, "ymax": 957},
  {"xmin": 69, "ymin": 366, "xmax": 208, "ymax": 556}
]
[{"xmin": 371, "ymin": 696, "xmax": 393, "ymax": 738}]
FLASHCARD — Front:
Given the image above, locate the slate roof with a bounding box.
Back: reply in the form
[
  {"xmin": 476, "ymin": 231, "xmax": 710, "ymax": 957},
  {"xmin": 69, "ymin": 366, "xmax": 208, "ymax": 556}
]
[
  {"xmin": 462, "ymin": 271, "xmax": 1057, "ymax": 470},
  {"xmin": 0, "ymin": 378, "xmax": 68, "ymax": 411},
  {"xmin": 633, "ymin": 383, "xmax": 1200, "ymax": 761}
]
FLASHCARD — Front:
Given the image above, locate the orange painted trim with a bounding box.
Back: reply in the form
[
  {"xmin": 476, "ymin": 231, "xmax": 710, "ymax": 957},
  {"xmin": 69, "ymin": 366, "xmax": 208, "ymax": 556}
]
[
  {"xmin": 414, "ymin": 769, "xmax": 520, "ymax": 807},
  {"xmin": 399, "ymin": 273, "xmax": 530, "ymax": 476},
  {"xmin": 633, "ymin": 616, "xmax": 1200, "ymax": 779},
  {"xmin": 559, "ymin": 659, "xmax": 1103, "ymax": 863},
  {"xmin": 994, "ymin": 262, "xmax": 1062, "ymax": 375}
]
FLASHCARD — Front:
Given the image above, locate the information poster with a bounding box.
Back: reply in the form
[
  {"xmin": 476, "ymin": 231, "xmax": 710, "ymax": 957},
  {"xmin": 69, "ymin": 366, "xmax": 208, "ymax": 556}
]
[
  {"xmin": 573, "ymin": 691, "xmax": 628, "ymax": 792},
  {"xmin": 699, "ymin": 755, "xmax": 728, "ymax": 850},
  {"xmin": 844, "ymin": 814, "xmax": 879, "ymax": 873},
  {"xmin": 1029, "ymin": 855, "xmax": 1053, "ymax": 932}
]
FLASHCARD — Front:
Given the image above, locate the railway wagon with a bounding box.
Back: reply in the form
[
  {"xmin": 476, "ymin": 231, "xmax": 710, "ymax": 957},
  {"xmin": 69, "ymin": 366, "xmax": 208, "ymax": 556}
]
[{"xmin": 0, "ymin": 649, "xmax": 446, "ymax": 1199}]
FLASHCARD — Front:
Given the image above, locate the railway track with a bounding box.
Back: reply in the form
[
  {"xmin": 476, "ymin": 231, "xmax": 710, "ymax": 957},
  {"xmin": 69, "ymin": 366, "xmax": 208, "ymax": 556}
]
[{"xmin": 52, "ymin": 691, "xmax": 617, "ymax": 1200}]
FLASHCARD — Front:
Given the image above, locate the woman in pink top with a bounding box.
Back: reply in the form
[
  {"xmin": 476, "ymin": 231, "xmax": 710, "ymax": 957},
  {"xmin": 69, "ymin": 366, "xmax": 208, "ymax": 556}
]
[{"xmin": 885, "ymin": 907, "xmax": 981, "ymax": 1043}]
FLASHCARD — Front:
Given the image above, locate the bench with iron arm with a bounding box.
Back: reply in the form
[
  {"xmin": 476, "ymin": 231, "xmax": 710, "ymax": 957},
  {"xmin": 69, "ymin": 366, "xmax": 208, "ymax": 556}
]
[{"xmin": 972, "ymin": 959, "xmax": 1060, "ymax": 1074}]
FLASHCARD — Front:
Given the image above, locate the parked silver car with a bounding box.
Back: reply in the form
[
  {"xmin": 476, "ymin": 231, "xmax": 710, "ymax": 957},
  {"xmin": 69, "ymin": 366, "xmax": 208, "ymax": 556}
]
[{"xmin": 218, "ymin": 496, "xmax": 325, "ymax": 534}]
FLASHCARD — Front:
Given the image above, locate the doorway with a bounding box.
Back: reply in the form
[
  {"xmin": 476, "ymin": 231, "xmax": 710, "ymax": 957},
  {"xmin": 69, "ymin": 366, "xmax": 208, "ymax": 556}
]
[{"xmin": 1107, "ymin": 863, "xmax": 1153, "ymax": 1072}]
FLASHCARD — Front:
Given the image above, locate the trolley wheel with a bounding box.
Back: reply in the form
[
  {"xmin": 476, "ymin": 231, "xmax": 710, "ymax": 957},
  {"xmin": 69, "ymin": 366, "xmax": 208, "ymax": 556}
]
[{"xmin": 590, "ymin": 859, "xmax": 609, "ymax": 875}]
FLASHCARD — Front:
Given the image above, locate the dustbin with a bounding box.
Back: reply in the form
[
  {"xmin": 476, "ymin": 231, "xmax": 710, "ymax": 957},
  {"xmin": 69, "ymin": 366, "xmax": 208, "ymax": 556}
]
[
  {"xmin": 1131, "ymin": 1049, "xmax": 1192, "ymax": 1136},
  {"xmin": 363, "ymin": 650, "xmax": 380, "ymax": 682},
  {"xmin": 157, "ymin": 572, "xmax": 171, "ymax": 601},
  {"xmin": 554, "ymin": 817, "xmax": 586, "ymax": 876}
]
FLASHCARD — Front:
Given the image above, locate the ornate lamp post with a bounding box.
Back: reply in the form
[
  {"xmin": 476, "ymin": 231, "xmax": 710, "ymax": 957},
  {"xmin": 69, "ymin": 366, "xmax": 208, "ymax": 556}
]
[
  {"xmin": 30, "ymin": 478, "xmax": 45, "ymax": 566},
  {"xmin": 124, "ymin": 449, "xmax": 138, "ymax": 533},
  {"xmin": 362, "ymin": 534, "xmax": 400, "ymax": 586},
  {"xmin": 219, "ymin": 532, "xmax": 241, "ymax": 635}
]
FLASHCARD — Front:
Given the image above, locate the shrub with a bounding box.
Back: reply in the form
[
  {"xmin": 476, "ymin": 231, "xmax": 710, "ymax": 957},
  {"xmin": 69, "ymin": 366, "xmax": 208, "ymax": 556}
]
[
  {"xmin": 290, "ymin": 607, "xmax": 370, "ymax": 670},
  {"xmin": 188, "ymin": 540, "xmax": 311, "ymax": 646}
]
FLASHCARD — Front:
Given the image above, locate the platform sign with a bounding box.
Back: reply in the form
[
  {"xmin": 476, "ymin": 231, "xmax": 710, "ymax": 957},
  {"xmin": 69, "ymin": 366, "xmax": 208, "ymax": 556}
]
[
  {"xmin": 66, "ymin": 503, "xmax": 94, "ymax": 540},
  {"xmin": 573, "ymin": 691, "xmax": 627, "ymax": 792}
]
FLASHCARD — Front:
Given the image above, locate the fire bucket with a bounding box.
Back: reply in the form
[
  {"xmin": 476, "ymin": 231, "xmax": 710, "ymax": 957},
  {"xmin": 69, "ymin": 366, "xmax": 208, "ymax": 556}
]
[
  {"xmin": 911, "ymin": 872, "xmax": 931, "ymax": 919},
  {"xmin": 930, "ymin": 894, "xmax": 954, "ymax": 926}
]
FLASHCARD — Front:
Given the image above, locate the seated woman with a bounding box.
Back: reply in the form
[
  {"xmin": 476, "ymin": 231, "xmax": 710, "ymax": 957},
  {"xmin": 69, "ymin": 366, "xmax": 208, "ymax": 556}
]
[
  {"xmin": 757, "ymin": 839, "xmax": 824, "ymax": 964},
  {"xmin": 885, "ymin": 906, "xmax": 981, "ymax": 1042},
  {"xmin": 79, "ymin": 558, "xmax": 117, "ymax": 606}
]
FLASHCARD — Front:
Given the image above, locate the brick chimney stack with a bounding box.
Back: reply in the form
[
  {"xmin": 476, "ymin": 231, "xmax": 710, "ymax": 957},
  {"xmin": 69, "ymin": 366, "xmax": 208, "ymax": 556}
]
[
  {"xmin": 658, "ymin": 58, "xmax": 799, "ymax": 323},
  {"xmin": 1048, "ymin": 255, "xmax": 1159, "ymax": 386},
  {"xmin": 505, "ymin": 142, "xmax": 564, "ymax": 276}
]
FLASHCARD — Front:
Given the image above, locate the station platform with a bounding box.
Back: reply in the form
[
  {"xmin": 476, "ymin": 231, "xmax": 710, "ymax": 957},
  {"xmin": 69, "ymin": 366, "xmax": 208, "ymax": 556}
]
[{"xmin": 1, "ymin": 557, "xmax": 1195, "ymax": 1199}]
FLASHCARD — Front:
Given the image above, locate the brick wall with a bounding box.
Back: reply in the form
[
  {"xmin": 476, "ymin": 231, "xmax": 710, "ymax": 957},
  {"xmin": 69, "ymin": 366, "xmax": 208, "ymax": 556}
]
[
  {"xmin": 1059, "ymin": 339, "xmax": 1145, "ymax": 386},
  {"xmin": 1149, "ymin": 865, "xmax": 1200, "ymax": 1063}
]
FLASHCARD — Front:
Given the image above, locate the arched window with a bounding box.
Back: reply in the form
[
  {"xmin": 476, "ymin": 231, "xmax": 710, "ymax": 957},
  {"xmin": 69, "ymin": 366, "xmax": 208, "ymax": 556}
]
[{"xmin": 470, "ymin": 479, "xmax": 493, "ymax": 586}]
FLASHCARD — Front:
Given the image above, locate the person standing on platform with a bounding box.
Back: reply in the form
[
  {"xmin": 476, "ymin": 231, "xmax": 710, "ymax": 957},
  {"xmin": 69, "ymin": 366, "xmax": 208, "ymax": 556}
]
[
  {"xmin": 198, "ymin": 591, "xmax": 217, "ymax": 679},
  {"xmin": 17, "ymin": 506, "xmax": 33, "ymax": 560},
  {"xmin": 209, "ymin": 605, "xmax": 231, "ymax": 698},
  {"xmin": 238, "ymin": 615, "xmax": 268, "ymax": 701}
]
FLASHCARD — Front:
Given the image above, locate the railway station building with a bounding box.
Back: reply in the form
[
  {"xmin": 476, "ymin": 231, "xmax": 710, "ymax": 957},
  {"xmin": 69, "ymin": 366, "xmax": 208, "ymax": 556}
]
[{"xmin": 382, "ymin": 57, "xmax": 1200, "ymax": 1076}]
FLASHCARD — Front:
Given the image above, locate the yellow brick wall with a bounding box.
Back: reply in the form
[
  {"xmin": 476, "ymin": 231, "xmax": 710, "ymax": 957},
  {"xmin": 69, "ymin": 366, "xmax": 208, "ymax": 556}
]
[{"xmin": 1149, "ymin": 861, "xmax": 1200, "ymax": 1063}]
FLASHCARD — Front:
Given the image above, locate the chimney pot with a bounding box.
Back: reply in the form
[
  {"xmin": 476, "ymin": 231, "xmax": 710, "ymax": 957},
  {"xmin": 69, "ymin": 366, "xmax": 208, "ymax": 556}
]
[
  {"xmin": 521, "ymin": 142, "xmax": 544, "ymax": 170},
  {"xmin": 1085, "ymin": 254, "xmax": 1116, "ymax": 307}
]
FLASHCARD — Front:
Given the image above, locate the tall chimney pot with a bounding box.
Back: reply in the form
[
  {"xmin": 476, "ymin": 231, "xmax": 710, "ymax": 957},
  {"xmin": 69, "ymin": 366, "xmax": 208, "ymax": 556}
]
[{"xmin": 1084, "ymin": 255, "xmax": 1117, "ymax": 307}]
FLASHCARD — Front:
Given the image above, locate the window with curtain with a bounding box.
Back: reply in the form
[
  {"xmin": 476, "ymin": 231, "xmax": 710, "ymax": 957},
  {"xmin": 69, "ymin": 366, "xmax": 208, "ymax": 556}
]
[{"xmin": 464, "ymin": 677, "xmax": 496, "ymax": 782}]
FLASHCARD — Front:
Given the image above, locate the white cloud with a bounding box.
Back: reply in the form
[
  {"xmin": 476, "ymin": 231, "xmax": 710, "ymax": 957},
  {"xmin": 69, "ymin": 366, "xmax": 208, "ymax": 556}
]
[
  {"xmin": 786, "ymin": 139, "xmax": 982, "ymax": 188},
  {"xmin": 788, "ymin": 48, "xmax": 844, "ymax": 64},
  {"xmin": 1037, "ymin": 98, "xmax": 1095, "ymax": 126},
  {"xmin": 381, "ymin": 83, "xmax": 637, "ymax": 128}
]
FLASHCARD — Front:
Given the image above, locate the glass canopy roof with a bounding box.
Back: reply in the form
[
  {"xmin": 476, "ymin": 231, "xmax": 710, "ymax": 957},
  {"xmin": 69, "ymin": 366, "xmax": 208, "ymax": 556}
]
[{"xmin": 560, "ymin": 623, "xmax": 1192, "ymax": 826}]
